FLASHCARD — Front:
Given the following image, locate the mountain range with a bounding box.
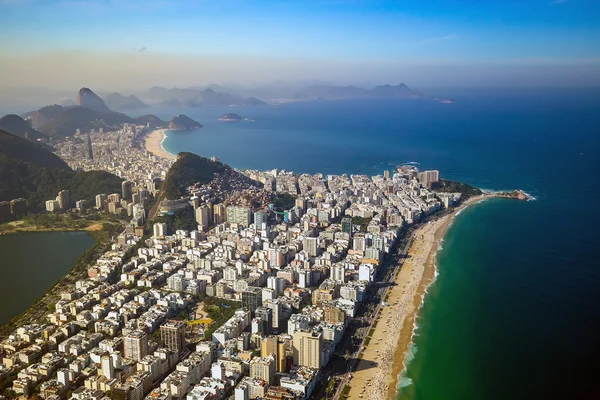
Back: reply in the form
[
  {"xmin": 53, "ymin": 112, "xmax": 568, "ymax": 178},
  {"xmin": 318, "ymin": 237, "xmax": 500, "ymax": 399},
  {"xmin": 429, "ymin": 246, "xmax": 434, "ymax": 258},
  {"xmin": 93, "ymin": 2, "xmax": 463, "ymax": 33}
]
[
  {"xmin": 14, "ymin": 88, "xmax": 201, "ymax": 139},
  {"xmin": 103, "ymin": 93, "xmax": 148, "ymax": 110},
  {"xmin": 144, "ymin": 87, "xmax": 267, "ymax": 107}
]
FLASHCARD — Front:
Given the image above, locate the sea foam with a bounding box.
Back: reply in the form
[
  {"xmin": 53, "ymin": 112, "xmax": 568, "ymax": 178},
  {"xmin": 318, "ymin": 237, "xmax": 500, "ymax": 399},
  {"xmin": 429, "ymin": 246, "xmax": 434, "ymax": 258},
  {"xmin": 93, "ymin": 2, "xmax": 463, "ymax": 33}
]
[{"xmin": 520, "ymin": 191, "xmax": 538, "ymax": 201}]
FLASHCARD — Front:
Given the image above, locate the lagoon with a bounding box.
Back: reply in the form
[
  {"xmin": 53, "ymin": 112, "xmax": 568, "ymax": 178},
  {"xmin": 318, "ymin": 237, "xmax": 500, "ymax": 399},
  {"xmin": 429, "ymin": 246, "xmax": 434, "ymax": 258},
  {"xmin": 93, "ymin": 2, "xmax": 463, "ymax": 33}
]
[{"xmin": 0, "ymin": 231, "xmax": 95, "ymax": 325}]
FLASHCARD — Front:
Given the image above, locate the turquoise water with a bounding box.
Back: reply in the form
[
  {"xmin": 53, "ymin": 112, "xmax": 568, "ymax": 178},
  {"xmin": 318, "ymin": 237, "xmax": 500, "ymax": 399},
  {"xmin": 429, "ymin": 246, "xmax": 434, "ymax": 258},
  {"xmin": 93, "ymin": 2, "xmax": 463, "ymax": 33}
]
[
  {"xmin": 136, "ymin": 90, "xmax": 600, "ymax": 398},
  {"xmin": 0, "ymin": 231, "xmax": 95, "ymax": 325}
]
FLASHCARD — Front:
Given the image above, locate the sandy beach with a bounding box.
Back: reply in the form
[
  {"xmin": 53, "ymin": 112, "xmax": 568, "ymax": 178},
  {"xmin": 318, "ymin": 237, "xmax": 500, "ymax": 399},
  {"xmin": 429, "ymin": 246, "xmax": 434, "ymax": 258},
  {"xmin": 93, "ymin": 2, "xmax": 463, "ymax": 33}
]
[
  {"xmin": 345, "ymin": 195, "xmax": 488, "ymax": 400},
  {"xmin": 143, "ymin": 129, "xmax": 176, "ymax": 160}
]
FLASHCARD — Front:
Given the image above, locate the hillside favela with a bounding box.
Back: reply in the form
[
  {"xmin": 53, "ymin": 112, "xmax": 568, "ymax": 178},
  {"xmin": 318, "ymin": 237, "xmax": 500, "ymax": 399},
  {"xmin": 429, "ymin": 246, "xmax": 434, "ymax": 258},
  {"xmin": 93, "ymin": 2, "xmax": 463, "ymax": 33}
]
[{"xmin": 0, "ymin": 1, "xmax": 598, "ymax": 400}]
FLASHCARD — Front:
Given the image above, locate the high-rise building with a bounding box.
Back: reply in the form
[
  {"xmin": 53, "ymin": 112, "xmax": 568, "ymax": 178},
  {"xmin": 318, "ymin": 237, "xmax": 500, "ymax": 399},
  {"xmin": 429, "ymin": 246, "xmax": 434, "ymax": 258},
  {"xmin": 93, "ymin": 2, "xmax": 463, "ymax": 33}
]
[
  {"xmin": 255, "ymin": 307, "xmax": 272, "ymax": 334},
  {"xmin": 75, "ymin": 200, "xmax": 87, "ymax": 211},
  {"xmin": 86, "ymin": 133, "xmax": 93, "ymax": 161},
  {"xmin": 122, "ymin": 181, "xmax": 133, "ymax": 201},
  {"xmin": 331, "ymin": 264, "xmax": 345, "ymax": 283},
  {"xmin": 242, "ymin": 287, "xmax": 263, "ymax": 313},
  {"xmin": 57, "ymin": 190, "xmax": 70, "ymax": 210},
  {"xmin": 153, "ymin": 222, "xmax": 167, "ymax": 238},
  {"xmin": 195, "ymin": 206, "xmax": 210, "ymax": 231},
  {"xmin": 292, "ymin": 329, "xmax": 323, "ymax": 369},
  {"xmin": 417, "ymin": 170, "xmax": 440, "ymax": 189},
  {"xmin": 302, "ymin": 237, "xmax": 319, "ymax": 257},
  {"xmin": 123, "ymin": 330, "xmax": 148, "ymax": 361},
  {"xmin": 249, "ymin": 356, "xmax": 276, "ymax": 385},
  {"xmin": 160, "ymin": 320, "xmax": 186, "ymax": 355},
  {"xmin": 260, "ymin": 336, "xmax": 287, "ymax": 372},
  {"xmin": 95, "ymin": 193, "xmax": 107, "ymax": 209},
  {"xmin": 341, "ymin": 217, "xmax": 353, "ymax": 235},
  {"xmin": 213, "ymin": 203, "xmax": 227, "ymax": 225},
  {"xmin": 101, "ymin": 354, "xmax": 114, "ymax": 379},
  {"xmin": 46, "ymin": 200, "xmax": 60, "ymax": 213},
  {"xmin": 383, "ymin": 170, "xmax": 390, "ymax": 179},
  {"xmin": 227, "ymin": 206, "xmax": 252, "ymax": 227},
  {"xmin": 254, "ymin": 210, "xmax": 269, "ymax": 229},
  {"xmin": 10, "ymin": 198, "xmax": 27, "ymax": 215}
]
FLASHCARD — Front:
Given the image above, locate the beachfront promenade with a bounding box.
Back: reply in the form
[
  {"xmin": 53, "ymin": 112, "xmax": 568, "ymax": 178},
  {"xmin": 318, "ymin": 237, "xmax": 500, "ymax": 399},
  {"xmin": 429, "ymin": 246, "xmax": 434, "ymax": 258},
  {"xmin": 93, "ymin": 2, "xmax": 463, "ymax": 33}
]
[{"xmin": 341, "ymin": 196, "xmax": 486, "ymax": 400}]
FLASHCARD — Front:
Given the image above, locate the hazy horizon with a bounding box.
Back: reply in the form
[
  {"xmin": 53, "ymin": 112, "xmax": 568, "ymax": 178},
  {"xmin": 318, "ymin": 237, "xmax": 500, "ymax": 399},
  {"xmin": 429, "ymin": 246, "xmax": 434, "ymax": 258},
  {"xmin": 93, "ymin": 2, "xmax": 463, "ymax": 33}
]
[{"xmin": 1, "ymin": 0, "xmax": 599, "ymax": 95}]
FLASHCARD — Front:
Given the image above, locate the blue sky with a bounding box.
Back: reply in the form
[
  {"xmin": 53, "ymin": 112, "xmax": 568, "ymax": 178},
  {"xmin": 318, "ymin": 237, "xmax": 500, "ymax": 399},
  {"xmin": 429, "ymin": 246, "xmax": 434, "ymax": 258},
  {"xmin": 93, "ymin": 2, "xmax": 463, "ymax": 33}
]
[{"xmin": 0, "ymin": 0, "xmax": 599, "ymax": 88}]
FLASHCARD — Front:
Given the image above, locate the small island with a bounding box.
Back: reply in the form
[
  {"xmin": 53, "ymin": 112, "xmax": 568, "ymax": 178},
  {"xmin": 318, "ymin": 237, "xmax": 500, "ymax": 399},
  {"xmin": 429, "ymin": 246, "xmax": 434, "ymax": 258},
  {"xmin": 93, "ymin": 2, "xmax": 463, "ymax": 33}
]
[
  {"xmin": 168, "ymin": 114, "xmax": 202, "ymax": 130},
  {"xmin": 218, "ymin": 113, "xmax": 243, "ymax": 121}
]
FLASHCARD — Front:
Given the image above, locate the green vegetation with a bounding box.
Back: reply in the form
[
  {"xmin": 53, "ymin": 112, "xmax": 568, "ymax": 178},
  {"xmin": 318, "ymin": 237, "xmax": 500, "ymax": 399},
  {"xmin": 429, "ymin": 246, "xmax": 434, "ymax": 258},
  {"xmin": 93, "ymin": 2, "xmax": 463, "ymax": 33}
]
[
  {"xmin": 339, "ymin": 385, "xmax": 351, "ymax": 400},
  {"xmin": 326, "ymin": 378, "xmax": 336, "ymax": 397},
  {"xmin": 351, "ymin": 216, "xmax": 373, "ymax": 232},
  {"xmin": 0, "ymin": 114, "xmax": 46, "ymax": 141},
  {"xmin": 154, "ymin": 209, "xmax": 197, "ymax": 232},
  {"xmin": 0, "ymin": 213, "xmax": 92, "ymax": 232},
  {"xmin": 168, "ymin": 114, "xmax": 202, "ymax": 130},
  {"xmin": 271, "ymin": 192, "xmax": 297, "ymax": 210},
  {"xmin": 437, "ymin": 179, "xmax": 483, "ymax": 201},
  {"xmin": 202, "ymin": 297, "xmax": 242, "ymax": 341},
  {"xmin": 162, "ymin": 152, "xmax": 226, "ymax": 199},
  {"xmin": 0, "ymin": 129, "xmax": 122, "ymax": 210}
]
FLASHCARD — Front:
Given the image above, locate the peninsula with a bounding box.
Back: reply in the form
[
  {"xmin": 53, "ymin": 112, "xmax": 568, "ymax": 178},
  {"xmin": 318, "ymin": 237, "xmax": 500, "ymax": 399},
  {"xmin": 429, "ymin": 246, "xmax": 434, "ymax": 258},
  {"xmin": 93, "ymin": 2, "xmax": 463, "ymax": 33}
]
[
  {"xmin": 168, "ymin": 114, "xmax": 202, "ymax": 130},
  {"xmin": 0, "ymin": 120, "xmax": 529, "ymax": 400}
]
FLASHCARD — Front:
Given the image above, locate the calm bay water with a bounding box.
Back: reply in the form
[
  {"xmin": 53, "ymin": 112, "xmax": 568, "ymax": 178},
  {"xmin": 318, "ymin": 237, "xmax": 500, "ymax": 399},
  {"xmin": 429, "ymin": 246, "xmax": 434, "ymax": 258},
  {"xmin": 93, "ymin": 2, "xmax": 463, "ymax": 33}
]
[
  {"xmin": 0, "ymin": 232, "xmax": 95, "ymax": 325},
  {"xmin": 136, "ymin": 90, "xmax": 600, "ymax": 398}
]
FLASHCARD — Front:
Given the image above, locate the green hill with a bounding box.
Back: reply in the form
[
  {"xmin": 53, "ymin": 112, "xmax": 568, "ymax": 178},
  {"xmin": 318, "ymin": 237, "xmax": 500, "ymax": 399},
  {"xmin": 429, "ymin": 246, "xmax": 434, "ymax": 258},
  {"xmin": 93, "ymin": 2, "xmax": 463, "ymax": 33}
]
[
  {"xmin": 39, "ymin": 106, "xmax": 130, "ymax": 136},
  {"xmin": 0, "ymin": 114, "xmax": 47, "ymax": 142},
  {"xmin": 162, "ymin": 152, "xmax": 226, "ymax": 199},
  {"xmin": 0, "ymin": 129, "xmax": 122, "ymax": 209}
]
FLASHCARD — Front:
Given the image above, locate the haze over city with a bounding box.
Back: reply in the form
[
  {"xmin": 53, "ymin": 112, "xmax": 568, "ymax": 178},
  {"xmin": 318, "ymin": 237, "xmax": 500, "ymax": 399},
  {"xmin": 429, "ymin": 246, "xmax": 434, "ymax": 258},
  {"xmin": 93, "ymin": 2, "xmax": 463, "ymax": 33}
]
[
  {"xmin": 0, "ymin": 1, "xmax": 599, "ymax": 400},
  {"xmin": 1, "ymin": 0, "xmax": 599, "ymax": 92}
]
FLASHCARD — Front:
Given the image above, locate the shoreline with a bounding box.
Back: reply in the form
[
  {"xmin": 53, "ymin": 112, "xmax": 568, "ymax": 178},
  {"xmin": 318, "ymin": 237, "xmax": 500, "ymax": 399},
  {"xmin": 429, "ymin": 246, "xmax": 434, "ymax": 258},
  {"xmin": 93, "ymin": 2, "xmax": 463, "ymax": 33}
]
[
  {"xmin": 143, "ymin": 128, "xmax": 177, "ymax": 160},
  {"xmin": 0, "ymin": 223, "xmax": 105, "ymax": 235},
  {"xmin": 345, "ymin": 194, "xmax": 489, "ymax": 400}
]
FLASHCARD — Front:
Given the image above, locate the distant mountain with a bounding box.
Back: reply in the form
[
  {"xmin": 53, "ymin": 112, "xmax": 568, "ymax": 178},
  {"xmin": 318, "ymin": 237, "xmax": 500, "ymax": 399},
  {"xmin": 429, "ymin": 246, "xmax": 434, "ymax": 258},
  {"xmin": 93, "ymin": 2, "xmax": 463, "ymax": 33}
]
[
  {"xmin": 104, "ymin": 93, "xmax": 148, "ymax": 110},
  {"xmin": 0, "ymin": 130, "xmax": 122, "ymax": 209},
  {"xmin": 0, "ymin": 114, "xmax": 47, "ymax": 142},
  {"xmin": 370, "ymin": 83, "xmax": 421, "ymax": 98},
  {"xmin": 77, "ymin": 88, "xmax": 111, "ymax": 113},
  {"xmin": 216, "ymin": 82, "xmax": 425, "ymax": 101},
  {"xmin": 60, "ymin": 99, "xmax": 77, "ymax": 106},
  {"xmin": 296, "ymin": 85, "xmax": 369, "ymax": 98},
  {"xmin": 17, "ymin": 88, "xmax": 172, "ymax": 137},
  {"xmin": 145, "ymin": 86, "xmax": 267, "ymax": 106},
  {"xmin": 288, "ymin": 83, "xmax": 422, "ymax": 100},
  {"xmin": 169, "ymin": 114, "xmax": 202, "ymax": 130}
]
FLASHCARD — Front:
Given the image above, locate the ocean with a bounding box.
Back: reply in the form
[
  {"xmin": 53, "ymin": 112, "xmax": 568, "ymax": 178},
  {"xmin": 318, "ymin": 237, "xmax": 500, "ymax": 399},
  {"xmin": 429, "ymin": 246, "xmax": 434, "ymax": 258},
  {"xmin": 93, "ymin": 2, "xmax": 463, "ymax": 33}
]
[{"xmin": 136, "ymin": 89, "xmax": 600, "ymax": 399}]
